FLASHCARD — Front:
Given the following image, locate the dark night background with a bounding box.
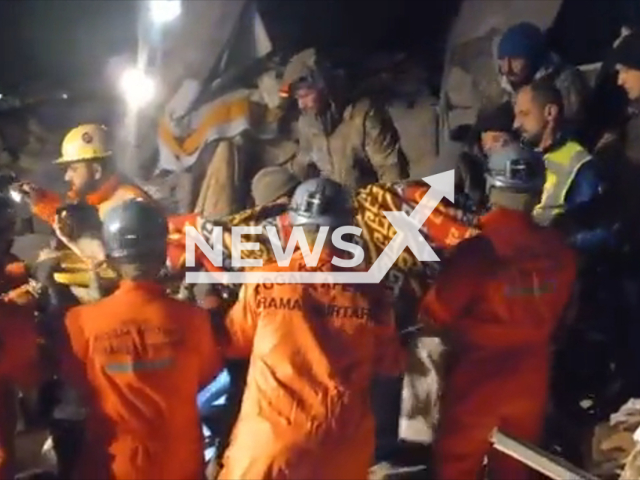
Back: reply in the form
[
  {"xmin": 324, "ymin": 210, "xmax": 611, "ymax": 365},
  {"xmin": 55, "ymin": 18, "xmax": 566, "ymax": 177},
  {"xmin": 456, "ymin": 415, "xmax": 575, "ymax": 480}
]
[{"xmin": 0, "ymin": 0, "xmax": 638, "ymax": 96}]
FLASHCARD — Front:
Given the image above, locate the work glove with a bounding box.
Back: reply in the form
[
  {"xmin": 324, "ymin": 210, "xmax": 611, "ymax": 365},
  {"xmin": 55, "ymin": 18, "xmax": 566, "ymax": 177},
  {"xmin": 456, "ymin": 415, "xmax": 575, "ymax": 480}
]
[{"xmin": 12, "ymin": 181, "xmax": 41, "ymax": 206}]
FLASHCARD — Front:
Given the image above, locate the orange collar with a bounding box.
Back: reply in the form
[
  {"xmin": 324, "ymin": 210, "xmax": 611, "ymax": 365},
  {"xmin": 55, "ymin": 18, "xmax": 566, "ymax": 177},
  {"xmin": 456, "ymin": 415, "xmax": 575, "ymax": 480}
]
[{"xmin": 68, "ymin": 175, "xmax": 121, "ymax": 205}]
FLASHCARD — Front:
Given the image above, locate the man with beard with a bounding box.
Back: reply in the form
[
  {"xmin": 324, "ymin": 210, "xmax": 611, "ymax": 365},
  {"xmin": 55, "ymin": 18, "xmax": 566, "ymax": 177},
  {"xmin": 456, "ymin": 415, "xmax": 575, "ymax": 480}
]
[
  {"xmin": 18, "ymin": 124, "xmax": 153, "ymax": 225},
  {"xmin": 513, "ymin": 80, "xmax": 615, "ymax": 252},
  {"xmin": 607, "ymin": 30, "xmax": 640, "ymax": 250},
  {"xmin": 280, "ymin": 49, "xmax": 409, "ymax": 189},
  {"xmin": 613, "ymin": 30, "xmax": 640, "ymax": 165},
  {"xmin": 496, "ymin": 22, "xmax": 590, "ymax": 136}
]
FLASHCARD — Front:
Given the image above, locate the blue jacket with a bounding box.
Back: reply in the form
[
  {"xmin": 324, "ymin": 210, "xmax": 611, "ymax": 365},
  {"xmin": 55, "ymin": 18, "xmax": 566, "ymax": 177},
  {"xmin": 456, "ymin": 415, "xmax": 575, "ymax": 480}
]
[{"xmin": 563, "ymin": 159, "xmax": 618, "ymax": 252}]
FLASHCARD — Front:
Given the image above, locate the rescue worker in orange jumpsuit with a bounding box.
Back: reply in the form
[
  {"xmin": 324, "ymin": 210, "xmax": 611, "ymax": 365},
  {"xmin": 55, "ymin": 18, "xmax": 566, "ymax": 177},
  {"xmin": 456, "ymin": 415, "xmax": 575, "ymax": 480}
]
[
  {"xmin": 18, "ymin": 124, "xmax": 153, "ymax": 225},
  {"xmin": 421, "ymin": 145, "xmax": 577, "ymax": 480},
  {"xmin": 58, "ymin": 199, "xmax": 223, "ymax": 480},
  {"xmin": 0, "ymin": 196, "xmax": 42, "ymax": 479},
  {"xmin": 217, "ymin": 177, "xmax": 406, "ymax": 480}
]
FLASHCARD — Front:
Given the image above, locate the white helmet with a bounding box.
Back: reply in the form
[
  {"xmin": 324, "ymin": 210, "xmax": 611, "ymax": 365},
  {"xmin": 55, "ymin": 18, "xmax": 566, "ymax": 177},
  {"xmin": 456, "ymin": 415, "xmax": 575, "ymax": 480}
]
[
  {"xmin": 485, "ymin": 144, "xmax": 545, "ymax": 194},
  {"xmin": 288, "ymin": 177, "xmax": 353, "ymax": 228}
]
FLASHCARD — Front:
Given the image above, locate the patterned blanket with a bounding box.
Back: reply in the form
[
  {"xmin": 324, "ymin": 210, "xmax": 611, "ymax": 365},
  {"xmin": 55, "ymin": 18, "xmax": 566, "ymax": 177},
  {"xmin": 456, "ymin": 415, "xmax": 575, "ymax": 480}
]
[{"xmin": 167, "ymin": 179, "xmax": 480, "ymax": 303}]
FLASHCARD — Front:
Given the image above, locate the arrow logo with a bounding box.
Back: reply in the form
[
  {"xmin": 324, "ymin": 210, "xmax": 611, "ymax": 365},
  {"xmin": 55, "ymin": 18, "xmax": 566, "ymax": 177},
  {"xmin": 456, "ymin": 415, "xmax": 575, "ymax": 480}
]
[{"xmin": 185, "ymin": 170, "xmax": 455, "ymax": 284}]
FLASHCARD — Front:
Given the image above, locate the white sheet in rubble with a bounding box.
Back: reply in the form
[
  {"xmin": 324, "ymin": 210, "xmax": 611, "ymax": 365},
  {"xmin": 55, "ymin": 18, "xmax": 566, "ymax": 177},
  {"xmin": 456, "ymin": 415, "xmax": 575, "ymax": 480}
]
[
  {"xmin": 165, "ymin": 79, "xmax": 203, "ymax": 126},
  {"xmin": 398, "ymin": 337, "xmax": 445, "ymax": 444},
  {"xmin": 610, "ymin": 399, "xmax": 640, "ymax": 443},
  {"xmin": 610, "ymin": 399, "xmax": 640, "ymax": 427},
  {"xmin": 157, "ymin": 89, "xmax": 255, "ymax": 173}
]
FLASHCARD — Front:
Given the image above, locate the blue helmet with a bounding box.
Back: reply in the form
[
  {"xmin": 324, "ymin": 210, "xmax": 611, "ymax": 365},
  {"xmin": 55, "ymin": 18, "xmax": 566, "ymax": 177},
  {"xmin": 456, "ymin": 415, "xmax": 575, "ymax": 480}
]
[
  {"xmin": 288, "ymin": 177, "xmax": 353, "ymax": 228},
  {"xmin": 485, "ymin": 144, "xmax": 545, "ymax": 194}
]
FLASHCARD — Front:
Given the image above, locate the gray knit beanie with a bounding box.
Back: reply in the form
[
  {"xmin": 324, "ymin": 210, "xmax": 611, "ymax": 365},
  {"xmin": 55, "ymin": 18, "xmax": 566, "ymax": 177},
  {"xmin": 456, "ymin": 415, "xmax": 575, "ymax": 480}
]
[{"xmin": 251, "ymin": 166, "xmax": 301, "ymax": 206}]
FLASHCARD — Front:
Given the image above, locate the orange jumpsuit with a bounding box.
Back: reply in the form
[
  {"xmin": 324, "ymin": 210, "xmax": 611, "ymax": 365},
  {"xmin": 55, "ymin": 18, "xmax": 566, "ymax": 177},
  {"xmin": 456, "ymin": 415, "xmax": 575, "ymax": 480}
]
[
  {"xmin": 60, "ymin": 280, "xmax": 223, "ymax": 480},
  {"xmin": 0, "ymin": 301, "xmax": 41, "ymax": 479},
  {"xmin": 0, "ymin": 254, "xmax": 38, "ymax": 479},
  {"xmin": 421, "ymin": 208, "xmax": 577, "ymax": 480},
  {"xmin": 217, "ymin": 249, "xmax": 406, "ymax": 480},
  {"xmin": 0, "ymin": 256, "xmax": 28, "ymax": 292},
  {"xmin": 31, "ymin": 175, "xmax": 153, "ymax": 225}
]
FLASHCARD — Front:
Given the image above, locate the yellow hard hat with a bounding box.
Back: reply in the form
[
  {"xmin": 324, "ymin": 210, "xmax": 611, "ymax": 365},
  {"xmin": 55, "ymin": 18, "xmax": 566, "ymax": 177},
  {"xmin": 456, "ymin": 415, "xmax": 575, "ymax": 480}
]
[{"xmin": 54, "ymin": 124, "xmax": 112, "ymax": 164}]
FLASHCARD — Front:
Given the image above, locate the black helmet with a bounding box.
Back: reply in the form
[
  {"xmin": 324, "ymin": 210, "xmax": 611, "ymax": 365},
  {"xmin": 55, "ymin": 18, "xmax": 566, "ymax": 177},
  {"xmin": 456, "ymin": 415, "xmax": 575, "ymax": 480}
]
[
  {"xmin": 56, "ymin": 202, "xmax": 101, "ymax": 241},
  {"xmin": 0, "ymin": 195, "xmax": 17, "ymax": 255},
  {"xmin": 0, "ymin": 195, "xmax": 17, "ymax": 233},
  {"xmin": 102, "ymin": 199, "xmax": 168, "ymax": 263},
  {"xmin": 288, "ymin": 177, "xmax": 353, "ymax": 228}
]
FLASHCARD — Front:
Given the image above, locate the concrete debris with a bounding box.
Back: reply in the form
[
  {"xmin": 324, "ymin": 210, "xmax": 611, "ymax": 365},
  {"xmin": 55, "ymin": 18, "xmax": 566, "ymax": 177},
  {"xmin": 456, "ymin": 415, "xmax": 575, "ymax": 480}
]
[
  {"xmin": 621, "ymin": 443, "xmax": 640, "ymax": 480},
  {"xmin": 610, "ymin": 399, "xmax": 640, "ymax": 427},
  {"xmin": 399, "ymin": 337, "xmax": 445, "ymax": 445},
  {"xmin": 588, "ymin": 399, "xmax": 640, "ymax": 479}
]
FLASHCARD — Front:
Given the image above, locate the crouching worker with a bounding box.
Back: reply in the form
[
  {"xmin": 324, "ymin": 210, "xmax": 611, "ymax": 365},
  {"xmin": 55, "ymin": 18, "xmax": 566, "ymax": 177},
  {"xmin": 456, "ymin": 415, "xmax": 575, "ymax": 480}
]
[
  {"xmin": 58, "ymin": 199, "xmax": 223, "ymax": 480},
  {"xmin": 217, "ymin": 178, "xmax": 406, "ymax": 480},
  {"xmin": 421, "ymin": 145, "xmax": 577, "ymax": 480}
]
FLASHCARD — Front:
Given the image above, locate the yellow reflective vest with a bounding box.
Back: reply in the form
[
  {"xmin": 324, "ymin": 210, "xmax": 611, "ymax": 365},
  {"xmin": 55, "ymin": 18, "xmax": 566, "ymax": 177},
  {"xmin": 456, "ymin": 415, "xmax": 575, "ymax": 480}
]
[{"xmin": 533, "ymin": 140, "xmax": 592, "ymax": 226}]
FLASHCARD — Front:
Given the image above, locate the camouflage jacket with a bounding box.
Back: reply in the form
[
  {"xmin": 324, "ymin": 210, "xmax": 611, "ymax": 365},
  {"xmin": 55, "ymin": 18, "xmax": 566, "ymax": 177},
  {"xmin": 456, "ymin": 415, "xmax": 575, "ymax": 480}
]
[{"xmin": 291, "ymin": 98, "xmax": 409, "ymax": 189}]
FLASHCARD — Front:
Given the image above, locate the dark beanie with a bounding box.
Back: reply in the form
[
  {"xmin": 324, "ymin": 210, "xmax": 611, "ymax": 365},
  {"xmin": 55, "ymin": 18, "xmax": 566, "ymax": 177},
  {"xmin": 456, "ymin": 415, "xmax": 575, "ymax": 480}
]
[
  {"xmin": 611, "ymin": 31, "xmax": 640, "ymax": 71},
  {"xmin": 498, "ymin": 22, "xmax": 547, "ymax": 70},
  {"xmin": 475, "ymin": 102, "xmax": 515, "ymax": 134}
]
